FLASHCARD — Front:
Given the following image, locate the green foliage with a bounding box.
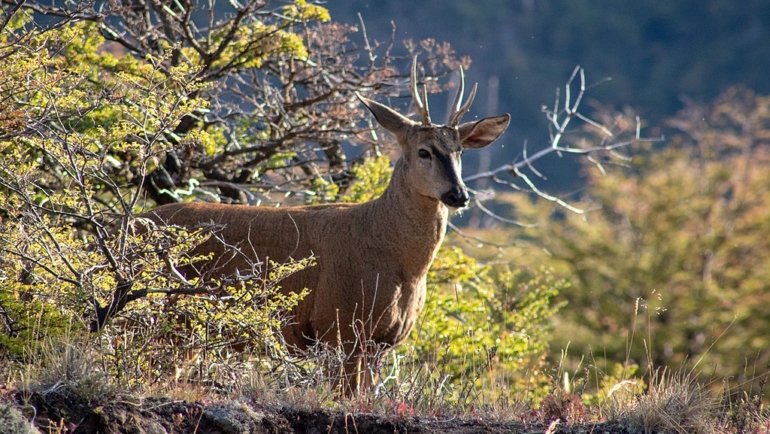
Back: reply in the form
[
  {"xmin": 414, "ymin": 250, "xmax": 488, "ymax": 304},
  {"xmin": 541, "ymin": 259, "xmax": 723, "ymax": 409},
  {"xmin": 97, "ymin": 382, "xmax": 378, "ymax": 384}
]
[
  {"xmin": 207, "ymin": 20, "xmax": 309, "ymax": 69},
  {"xmin": 0, "ymin": 1, "xmax": 562, "ymax": 403},
  {"xmin": 0, "ymin": 10, "xmax": 311, "ymax": 384},
  {"xmin": 341, "ymin": 155, "xmax": 393, "ymax": 203},
  {"xmin": 0, "ymin": 288, "xmax": 71, "ymax": 358},
  {"xmin": 306, "ymin": 176, "xmax": 340, "ymax": 204},
  {"xmin": 0, "ymin": 20, "xmax": 172, "ymax": 354},
  {"xmin": 580, "ymin": 363, "xmax": 646, "ymax": 408},
  {"xmin": 407, "ymin": 246, "xmax": 565, "ymax": 403},
  {"xmin": 283, "ymin": 0, "xmax": 332, "ymax": 23}
]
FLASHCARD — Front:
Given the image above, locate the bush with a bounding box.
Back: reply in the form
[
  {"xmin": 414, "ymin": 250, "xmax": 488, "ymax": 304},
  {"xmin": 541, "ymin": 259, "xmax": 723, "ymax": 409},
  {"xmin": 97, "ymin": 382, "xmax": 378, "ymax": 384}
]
[
  {"xmin": 0, "ymin": 12, "xmax": 315, "ymax": 384},
  {"xmin": 411, "ymin": 257, "xmax": 565, "ymax": 404},
  {"xmin": 0, "ymin": 403, "xmax": 39, "ymax": 434}
]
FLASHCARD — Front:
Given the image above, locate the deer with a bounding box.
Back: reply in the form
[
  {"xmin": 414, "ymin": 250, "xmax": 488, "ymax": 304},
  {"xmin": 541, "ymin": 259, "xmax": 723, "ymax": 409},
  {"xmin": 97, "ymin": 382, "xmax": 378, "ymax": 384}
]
[{"xmin": 141, "ymin": 58, "xmax": 511, "ymax": 394}]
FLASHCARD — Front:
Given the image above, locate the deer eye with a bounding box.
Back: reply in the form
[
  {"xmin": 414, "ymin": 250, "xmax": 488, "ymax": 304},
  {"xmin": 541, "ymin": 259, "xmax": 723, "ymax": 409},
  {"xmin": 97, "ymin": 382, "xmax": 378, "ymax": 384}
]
[{"xmin": 417, "ymin": 149, "xmax": 431, "ymax": 159}]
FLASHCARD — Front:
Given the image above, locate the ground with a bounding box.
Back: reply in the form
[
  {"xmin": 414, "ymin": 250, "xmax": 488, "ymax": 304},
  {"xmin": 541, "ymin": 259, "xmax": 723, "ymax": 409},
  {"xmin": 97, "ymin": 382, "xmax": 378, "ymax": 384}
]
[{"xmin": 1, "ymin": 384, "xmax": 633, "ymax": 434}]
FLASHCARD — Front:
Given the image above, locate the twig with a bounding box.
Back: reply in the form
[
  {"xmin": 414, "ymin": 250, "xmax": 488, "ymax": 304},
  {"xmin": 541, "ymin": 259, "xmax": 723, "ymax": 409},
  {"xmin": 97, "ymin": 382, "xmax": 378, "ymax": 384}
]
[{"xmin": 464, "ymin": 66, "xmax": 663, "ymax": 220}]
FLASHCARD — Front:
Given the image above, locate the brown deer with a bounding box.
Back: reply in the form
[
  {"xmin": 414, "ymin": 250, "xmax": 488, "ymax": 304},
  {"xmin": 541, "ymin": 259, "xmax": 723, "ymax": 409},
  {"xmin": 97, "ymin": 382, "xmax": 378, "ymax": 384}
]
[{"xmin": 142, "ymin": 58, "xmax": 510, "ymax": 394}]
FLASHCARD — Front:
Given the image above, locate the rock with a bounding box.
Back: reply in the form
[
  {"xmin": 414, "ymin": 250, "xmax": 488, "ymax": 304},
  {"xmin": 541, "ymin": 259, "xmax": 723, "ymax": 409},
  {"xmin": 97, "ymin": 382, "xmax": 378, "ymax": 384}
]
[{"xmin": 199, "ymin": 404, "xmax": 260, "ymax": 433}]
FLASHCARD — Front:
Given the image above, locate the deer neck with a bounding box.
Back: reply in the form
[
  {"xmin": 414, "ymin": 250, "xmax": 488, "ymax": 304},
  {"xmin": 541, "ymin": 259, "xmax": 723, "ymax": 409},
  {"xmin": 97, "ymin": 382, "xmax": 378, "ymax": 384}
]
[{"xmin": 370, "ymin": 159, "xmax": 449, "ymax": 275}]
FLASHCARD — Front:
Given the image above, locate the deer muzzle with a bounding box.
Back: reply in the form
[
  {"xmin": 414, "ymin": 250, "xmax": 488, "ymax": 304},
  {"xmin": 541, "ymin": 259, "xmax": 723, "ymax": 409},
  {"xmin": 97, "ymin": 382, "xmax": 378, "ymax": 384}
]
[{"xmin": 441, "ymin": 185, "xmax": 470, "ymax": 209}]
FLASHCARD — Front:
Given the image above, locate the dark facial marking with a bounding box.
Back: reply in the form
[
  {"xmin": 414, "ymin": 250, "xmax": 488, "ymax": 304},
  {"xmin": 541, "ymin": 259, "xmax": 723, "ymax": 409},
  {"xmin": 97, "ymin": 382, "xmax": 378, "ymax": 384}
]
[{"xmin": 431, "ymin": 144, "xmax": 461, "ymax": 186}]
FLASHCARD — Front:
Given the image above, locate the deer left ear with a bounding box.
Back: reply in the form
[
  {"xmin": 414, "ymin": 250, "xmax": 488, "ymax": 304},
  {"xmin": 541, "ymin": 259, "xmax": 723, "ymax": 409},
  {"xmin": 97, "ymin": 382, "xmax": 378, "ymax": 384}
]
[
  {"xmin": 356, "ymin": 93, "xmax": 415, "ymax": 139},
  {"xmin": 458, "ymin": 114, "xmax": 511, "ymax": 149}
]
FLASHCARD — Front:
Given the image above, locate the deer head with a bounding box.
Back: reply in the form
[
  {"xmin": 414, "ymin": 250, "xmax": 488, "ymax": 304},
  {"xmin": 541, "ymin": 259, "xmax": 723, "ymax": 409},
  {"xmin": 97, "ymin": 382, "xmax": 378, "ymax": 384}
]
[{"xmin": 358, "ymin": 58, "xmax": 510, "ymax": 209}]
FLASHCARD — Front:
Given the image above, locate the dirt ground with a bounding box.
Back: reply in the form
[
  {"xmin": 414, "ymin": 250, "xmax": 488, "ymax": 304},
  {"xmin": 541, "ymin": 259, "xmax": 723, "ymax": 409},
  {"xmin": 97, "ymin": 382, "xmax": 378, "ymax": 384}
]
[{"xmin": 3, "ymin": 385, "xmax": 632, "ymax": 434}]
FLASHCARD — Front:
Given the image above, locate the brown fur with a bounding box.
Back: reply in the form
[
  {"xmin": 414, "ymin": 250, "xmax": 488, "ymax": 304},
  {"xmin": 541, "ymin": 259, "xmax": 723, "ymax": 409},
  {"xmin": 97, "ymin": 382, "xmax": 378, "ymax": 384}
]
[{"xmin": 142, "ymin": 88, "xmax": 510, "ymax": 394}]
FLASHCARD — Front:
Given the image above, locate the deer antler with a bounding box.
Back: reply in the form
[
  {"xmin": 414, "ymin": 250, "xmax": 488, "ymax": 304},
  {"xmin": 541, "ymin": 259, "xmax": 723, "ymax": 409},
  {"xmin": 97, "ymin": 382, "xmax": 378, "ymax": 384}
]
[
  {"xmin": 447, "ymin": 66, "xmax": 478, "ymax": 127},
  {"xmin": 410, "ymin": 56, "xmax": 432, "ymax": 126}
]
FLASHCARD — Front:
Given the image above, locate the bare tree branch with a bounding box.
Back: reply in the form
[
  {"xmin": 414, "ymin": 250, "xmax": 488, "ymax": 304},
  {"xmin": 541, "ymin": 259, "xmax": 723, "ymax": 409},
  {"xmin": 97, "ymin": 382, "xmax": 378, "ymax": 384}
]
[{"xmin": 464, "ymin": 66, "xmax": 664, "ymax": 218}]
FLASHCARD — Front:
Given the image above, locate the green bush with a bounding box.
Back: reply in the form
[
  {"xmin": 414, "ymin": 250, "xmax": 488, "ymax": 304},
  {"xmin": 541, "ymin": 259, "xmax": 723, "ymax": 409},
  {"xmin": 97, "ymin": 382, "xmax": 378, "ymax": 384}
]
[
  {"xmin": 0, "ymin": 403, "xmax": 39, "ymax": 434},
  {"xmin": 411, "ymin": 256, "xmax": 565, "ymax": 403},
  {"xmin": 0, "ymin": 4, "xmax": 323, "ymax": 383}
]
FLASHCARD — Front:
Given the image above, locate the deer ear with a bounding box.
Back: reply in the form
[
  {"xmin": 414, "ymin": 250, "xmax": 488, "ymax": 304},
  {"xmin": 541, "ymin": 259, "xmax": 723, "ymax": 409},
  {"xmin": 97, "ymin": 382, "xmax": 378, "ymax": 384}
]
[
  {"xmin": 357, "ymin": 93, "xmax": 415, "ymax": 138},
  {"xmin": 458, "ymin": 114, "xmax": 511, "ymax": 149}
]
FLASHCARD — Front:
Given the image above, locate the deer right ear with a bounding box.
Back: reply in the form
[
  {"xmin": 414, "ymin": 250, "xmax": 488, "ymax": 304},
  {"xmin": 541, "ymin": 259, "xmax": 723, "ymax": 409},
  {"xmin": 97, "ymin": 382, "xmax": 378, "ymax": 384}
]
[
  {"xmin": 357, "ymin": 93, "xmax": 414, "ymax": 138},
  {"xmin": 458, "ymin": 114, "xmax": 511, "ymax": 149}
]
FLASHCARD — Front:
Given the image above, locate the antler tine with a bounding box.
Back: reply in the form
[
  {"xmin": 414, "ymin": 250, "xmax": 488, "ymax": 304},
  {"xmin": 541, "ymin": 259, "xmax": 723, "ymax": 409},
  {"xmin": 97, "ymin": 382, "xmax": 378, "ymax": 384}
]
[
  {"xmin": 449, "ymin": 77, "xmax": 478, "ymax": 127},
  {"xmin": 410, "ymin": 56, "xmax": 421, "ymax": 111},
  {"xmin": 410, "ymin": 55, "xmax": 432, "ymax": 126},
  {"xmin": 419, "ymin": 78, "xmax": 432, "ymax": 125},
  {"xmin": 448, "ymin": 66, "xmax": 466, "ymax": 124}
]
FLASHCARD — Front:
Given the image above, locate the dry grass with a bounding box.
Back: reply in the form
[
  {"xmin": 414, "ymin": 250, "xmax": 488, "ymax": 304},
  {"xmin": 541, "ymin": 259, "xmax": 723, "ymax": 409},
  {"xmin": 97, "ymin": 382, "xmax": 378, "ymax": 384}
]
[
  {"xmin": 3, "ymin": 315, "xmax": 770, "ymax": 433},
  {"xmin": 603, "ymin": 368, "xmax": 717, "ymax": 433},
  {"xmin": 14, "ymin": 337, "xmax": 113, "ymax": 404}
]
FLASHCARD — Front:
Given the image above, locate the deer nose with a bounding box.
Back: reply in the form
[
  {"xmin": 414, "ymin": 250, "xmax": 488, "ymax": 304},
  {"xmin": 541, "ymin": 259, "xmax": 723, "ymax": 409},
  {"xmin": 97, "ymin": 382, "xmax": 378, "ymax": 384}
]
[{"xmin": 441, "ymin": 186, "xmax": 470, "ymax": 208}]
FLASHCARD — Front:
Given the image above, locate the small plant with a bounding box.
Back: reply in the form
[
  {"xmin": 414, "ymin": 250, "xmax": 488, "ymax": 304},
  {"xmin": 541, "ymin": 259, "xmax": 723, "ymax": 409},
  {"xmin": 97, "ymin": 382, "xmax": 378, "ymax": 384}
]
[
  {"xmin": 605, "ymin": 368, "xmax": 717, "ymax": 434},
  {"xmin": 539, "ymin": 389, "xmax": 589, "ymax": 424},
  {"xmin": 720, "ymin": 371, "xmax": 770, "ymax": 433},
  {"xmin": 0, "ymin": 402, "xmax": 39, "ymax": 434},
  {"xmin": 32, "ymin": 339, "xmax": 113, "ymax": 402}
]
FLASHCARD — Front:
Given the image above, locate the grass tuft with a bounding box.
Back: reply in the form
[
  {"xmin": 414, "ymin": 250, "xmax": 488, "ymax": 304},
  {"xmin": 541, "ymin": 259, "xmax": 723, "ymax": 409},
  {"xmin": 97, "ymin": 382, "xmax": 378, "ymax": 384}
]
[{"xmin": 605, "ymin": 368, "xmax": 717, "ymax": 434}]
